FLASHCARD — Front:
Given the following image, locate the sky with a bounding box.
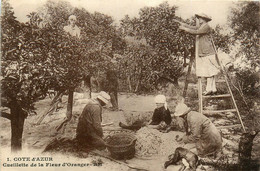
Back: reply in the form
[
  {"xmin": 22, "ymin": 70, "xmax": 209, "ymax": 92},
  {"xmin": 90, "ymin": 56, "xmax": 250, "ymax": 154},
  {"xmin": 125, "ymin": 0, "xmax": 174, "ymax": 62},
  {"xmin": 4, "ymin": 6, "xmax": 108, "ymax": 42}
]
[{"xmin": 8, "ymin": 0, "xmax": 237, "ymax": 27}]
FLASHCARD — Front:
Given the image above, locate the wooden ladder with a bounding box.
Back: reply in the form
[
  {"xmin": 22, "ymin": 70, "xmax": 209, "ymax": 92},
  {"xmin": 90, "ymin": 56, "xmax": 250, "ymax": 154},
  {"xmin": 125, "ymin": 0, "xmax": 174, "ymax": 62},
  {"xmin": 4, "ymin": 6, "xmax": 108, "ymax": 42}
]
[
  {"xmin": 194, "ymin": 23, "xmax": 246, "ymax": 132},
  {"xmin": 198, "ymin": 74, "xmax": 246, "ymax": 132},
  {"xmin": 197, "ymin": 54, "xmax": 246, "ymax": 133}
]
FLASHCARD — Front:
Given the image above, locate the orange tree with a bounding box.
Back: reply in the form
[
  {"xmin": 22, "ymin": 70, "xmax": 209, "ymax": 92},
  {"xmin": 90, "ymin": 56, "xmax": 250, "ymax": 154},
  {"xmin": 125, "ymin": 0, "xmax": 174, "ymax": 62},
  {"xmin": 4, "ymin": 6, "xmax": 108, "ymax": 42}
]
[
  {"xmin": 119, "ymin": 3, "xmax": 193, "ymax": 92},
  {"xmin": 118, "ymin": 42, "xmax": 158, "ymax": 92},
  {"xmin": 227, "ymin": 2, "xmax": 259, "ymax": 131},
  {"xmin": 228, "ymin": 1, "xmax": 259, "ymax": 96},
  {"xmin": 28, "ymin": 0, "xmax": 119, "ymax": 123},
  {"xmin": 1, "ymin": 0, "xmax": 52, "ymax": 151},
  {"xmin": 1, "ymin": 0, "xmax": 118, "ymax": 151},
  {"xmin": 119, "ymin": 2, "xmax": 230, "ymax": 93},
  {"xmin": 229, "ymin": 1, "xmax": 259, "ymax": 68}
]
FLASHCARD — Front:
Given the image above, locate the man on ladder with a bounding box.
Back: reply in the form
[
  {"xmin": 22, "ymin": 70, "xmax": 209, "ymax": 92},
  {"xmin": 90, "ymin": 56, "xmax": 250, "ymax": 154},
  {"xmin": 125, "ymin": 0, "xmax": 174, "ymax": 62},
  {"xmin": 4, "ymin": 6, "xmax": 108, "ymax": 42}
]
[{"xmin": 177, "ymin": 13, "xmax": 246, "ymax": 132}]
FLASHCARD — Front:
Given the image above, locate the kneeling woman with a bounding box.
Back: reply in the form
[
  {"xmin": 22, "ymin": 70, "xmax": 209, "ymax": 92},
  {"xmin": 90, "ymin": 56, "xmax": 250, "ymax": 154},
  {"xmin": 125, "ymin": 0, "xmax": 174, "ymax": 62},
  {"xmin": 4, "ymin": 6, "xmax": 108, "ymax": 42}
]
[
  {"xmin": 147, "ymin": 94, "xmax": 172, "ymax": 129},
  {"xmin": 174, "ymin": 103, "xmax": 222, "ymax": 158},
  {"xmin": 119, "ymin": 94, "xmax": 172, "ymax": 130}
]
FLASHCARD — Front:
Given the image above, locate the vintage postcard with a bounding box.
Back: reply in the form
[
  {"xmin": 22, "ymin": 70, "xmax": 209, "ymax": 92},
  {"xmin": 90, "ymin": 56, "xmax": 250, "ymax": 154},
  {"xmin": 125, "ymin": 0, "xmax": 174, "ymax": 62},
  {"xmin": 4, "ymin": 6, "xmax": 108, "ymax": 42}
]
[{"xmin": 1, "ymin": 0, "xmax": 259, "ymax": 170}]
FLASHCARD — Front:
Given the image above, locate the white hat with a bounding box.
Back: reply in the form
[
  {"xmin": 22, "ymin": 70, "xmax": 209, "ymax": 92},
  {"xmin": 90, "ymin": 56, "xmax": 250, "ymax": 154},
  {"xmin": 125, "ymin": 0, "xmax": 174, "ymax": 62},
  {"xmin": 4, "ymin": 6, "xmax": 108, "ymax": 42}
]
[
  {"xmin": 154, "ymin": 95, "xmax": 166, "ymax": 104},
  {"xmin": 68, "ymin": 15, "xmax": 77, "ymax": 20},
  {"xmin": 97, "ymin": 91, "xmax": 111, "ymax": 104},
  {"xmin": 174, "ymin": 103, "xmax": 190, "ymax": 117},
  {"xmin": 195, "ymin": 13, "xmax": 212, "ymax": 22}
]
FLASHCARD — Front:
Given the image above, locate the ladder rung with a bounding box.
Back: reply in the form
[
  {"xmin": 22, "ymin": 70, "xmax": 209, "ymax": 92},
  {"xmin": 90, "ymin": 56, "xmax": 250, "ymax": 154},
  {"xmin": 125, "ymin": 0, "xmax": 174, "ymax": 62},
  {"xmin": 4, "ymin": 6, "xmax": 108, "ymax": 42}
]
[
  {"xmin": 203, "ymin": 94, "xmax": 231, "ymax": 98},
  {"xmin": 203, "ymin": 109, "xmax": 237, "ymax": 114},
  {"xmin": 217, "ymin": 124, "xmax": 242, "ymax": 129},
  {"xmin": 217, "ymin": 79, "xmax": 226, "ymax": 83}
]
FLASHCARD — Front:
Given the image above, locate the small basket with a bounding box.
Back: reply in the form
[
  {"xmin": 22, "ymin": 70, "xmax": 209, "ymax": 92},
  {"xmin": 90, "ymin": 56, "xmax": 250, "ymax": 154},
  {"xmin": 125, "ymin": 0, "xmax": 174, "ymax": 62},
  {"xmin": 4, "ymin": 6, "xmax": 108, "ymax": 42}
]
[{"xmin": 105, "ymin": 132, "xmax": 137, "ymax": 160}]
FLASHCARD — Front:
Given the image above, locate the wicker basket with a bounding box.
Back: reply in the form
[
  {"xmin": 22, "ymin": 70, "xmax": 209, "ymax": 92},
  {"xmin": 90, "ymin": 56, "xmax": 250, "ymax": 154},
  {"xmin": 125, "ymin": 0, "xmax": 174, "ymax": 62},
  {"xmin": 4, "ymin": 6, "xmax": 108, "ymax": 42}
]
[{"xmin": 105, "ymin": 132, "xmax": 137, "ymax": 160}]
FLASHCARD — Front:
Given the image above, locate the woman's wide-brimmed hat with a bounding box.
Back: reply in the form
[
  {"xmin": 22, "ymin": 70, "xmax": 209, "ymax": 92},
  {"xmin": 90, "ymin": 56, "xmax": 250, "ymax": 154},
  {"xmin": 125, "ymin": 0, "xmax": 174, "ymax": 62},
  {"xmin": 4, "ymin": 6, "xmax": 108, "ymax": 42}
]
[
  {"xmin": 97, "ymin": 91, "xmax": 111, "ymax": 104},
  {"xmin": 174, "ymin": 103, "xmax": 191, "ymax": 117},
  {"xmin": 195, "ymin": 13, "xmax": 212, "ymax": 22}
]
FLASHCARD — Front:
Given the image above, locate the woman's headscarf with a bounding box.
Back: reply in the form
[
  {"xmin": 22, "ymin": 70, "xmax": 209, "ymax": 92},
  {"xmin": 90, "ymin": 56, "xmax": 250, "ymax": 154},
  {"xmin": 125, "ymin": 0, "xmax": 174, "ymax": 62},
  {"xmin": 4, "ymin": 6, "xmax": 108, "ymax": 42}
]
[{"xmin": 154, "ymin": 94, "xmax": 168, "ymax": 109}]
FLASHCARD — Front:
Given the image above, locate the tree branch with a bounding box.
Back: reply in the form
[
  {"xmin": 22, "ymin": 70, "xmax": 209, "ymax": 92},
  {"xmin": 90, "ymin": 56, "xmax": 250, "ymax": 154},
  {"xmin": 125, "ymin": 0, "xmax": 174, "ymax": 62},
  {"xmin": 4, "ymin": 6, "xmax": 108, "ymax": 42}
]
[
  {"xmin": 160, "ymin": 76, "xmax": 178, "ymax": 86},
  {"xmin": 0, "ymin": 112, "xmax": 12, "ymax": 120}
]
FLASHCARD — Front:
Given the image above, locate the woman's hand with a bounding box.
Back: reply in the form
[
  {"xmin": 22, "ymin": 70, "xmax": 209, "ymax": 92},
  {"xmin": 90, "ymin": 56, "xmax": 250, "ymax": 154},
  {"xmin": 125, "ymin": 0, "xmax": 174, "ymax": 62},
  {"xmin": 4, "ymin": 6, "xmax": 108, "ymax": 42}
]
[
  {"xmin": 179, "ymin": 25, "xmax": 186, "ymax": 31},
  {"xmin": 175, "ymin": 135, "xmax": 183, "ymax": 142},
  {"xmin": 147, "ymin": 124, "xmax": 158, "ymax": 129},
  {"xmin": 182, "ymin": 135, "xmax": 189, "ymax": 143},
  {"xmin": 173, "ymin": 19, "xmax": 181, "ymax": 24}
]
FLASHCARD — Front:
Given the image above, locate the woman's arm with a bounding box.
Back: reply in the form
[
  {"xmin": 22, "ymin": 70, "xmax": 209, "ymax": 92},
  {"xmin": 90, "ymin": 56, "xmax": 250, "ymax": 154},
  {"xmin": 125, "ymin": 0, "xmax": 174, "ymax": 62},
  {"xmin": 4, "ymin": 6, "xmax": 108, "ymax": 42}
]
[
  {"xmin": 173, "ymin": 19, "xmax": 198, "ymax": 30},
  {"xmin": 147, "ymin": 124, "xmax": 159, "ymax": 129},
  {"xmin": 147, "ymin": 108, "xmax": 162, "ymax": 129},
  {"xmin": 185, "ymin": 117, "xmax": 202, "ymax": 142},
  {"xmin": 91, "ymin": 106, "xmax": 103, "ymax": 137},
  {"xmin": 164, "ymin": 109, "xmax": 172, "ymax": 125},
  {"xmin": 149, "ymin": 108, "xmax": 160, "ymax": 125},
  {"xmin": 180, "ymin": 24, "xmax": 210, "ymax": 35},
  {"xmin": 181, "ymin": 23, "xmax": 199, "ymax": 30}
]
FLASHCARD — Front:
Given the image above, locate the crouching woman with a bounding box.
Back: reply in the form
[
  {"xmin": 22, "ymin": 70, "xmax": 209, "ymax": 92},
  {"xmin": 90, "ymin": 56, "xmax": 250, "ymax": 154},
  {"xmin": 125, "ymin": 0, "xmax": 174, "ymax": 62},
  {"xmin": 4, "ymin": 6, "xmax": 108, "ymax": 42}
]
[
  {"xmin": 174, "ymin": 103, "xmax": 222, "ymax": 158},
  {"xmin": 119, "ymin": 94, "xmax": 172, "ymax": 131},
  {"xmin": 147, "ymin": 94, "xmax": 172, "ymax": 130},
  {"xmin": 76, "ymin": 91, "xmax": 111, "ymax": 150}
]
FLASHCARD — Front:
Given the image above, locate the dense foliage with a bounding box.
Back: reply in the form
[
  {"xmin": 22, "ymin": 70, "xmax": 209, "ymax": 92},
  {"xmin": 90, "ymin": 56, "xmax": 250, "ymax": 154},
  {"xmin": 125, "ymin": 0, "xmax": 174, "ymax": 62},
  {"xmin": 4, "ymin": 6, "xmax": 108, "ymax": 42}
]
[
  {"xmin": 1, "ymin": 0, "xmax": 120, "ymax": 151},
  {"xmin": 119, "ymin": 2, "xmax": 230, "ymax": 92},
  {"xmin": 229, "ymin": 1, "xmax": 259, "ymax": 68},
  {"xmin": 228, "ymin": 1, "xmax": 259, "ymax": 96},
  {"xmin": 1, "ymin": 0, "xmax": 49, "ymax": 114},
  {"xmin": 27, "ymin": 0, "xmax": 119, "ymax": 93}
]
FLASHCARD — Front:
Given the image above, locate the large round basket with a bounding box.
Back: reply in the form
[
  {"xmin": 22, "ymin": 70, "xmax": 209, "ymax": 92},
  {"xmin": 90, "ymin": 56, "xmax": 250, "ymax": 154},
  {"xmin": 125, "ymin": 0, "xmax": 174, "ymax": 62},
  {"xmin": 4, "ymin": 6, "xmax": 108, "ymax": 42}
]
[{"xmin": 105, "ymin": 132, "xmax": 136, "ymax": 160}]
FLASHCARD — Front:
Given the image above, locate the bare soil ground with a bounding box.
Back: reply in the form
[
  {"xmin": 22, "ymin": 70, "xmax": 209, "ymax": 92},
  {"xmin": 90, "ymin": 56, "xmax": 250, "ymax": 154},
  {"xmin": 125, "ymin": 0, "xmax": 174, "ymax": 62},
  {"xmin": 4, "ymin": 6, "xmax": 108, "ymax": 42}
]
[{"xmin": 1, "ymin": 88, "xmax": 259, "ymax": 171}]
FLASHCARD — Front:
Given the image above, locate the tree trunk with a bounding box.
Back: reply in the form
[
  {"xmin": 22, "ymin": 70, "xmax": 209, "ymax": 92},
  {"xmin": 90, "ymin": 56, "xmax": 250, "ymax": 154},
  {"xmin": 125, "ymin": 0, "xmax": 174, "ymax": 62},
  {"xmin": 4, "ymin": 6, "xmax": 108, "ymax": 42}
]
[
  {"xmin": 84, "ymin": 75, "xmax": 92, "ymax": 98},
  {"xmin": 173, "ymin": 78, "xmax": 179, "ymax": 87},
  {"xmin": 56, "ymin": 89, "xmax": 74, "ymax": 132},
  {"xmin": 160, "ymin": 76, "xmax": 179, "ymax": 87},
  {"xmin": 36, "ymin": 91, "xmax": 64, "ymax": 125},
  {"xmin": 127, "ymin": 76, "xmax": 132, "ymax": 92},
  {"xmin": 135, "ymin": 79, "xmax": 140, "ymax": 92},
  {"xmin": 66, "ymin": 89, "xmax": 74, "ymax": 121},
  {"xmin": 89, "ymin": 81, "xmax": 92, "ymax": 98},
  {"xmin": 109, "ymin": 91, "xmax": 118, "ymax": 109},
  {"xmin": 10, "ymin": 106, "xmax": 25, "ymax": 152},
  {"xmin": 238, "ymin": 131, "xmax": 259, "ymax": 170},
  {"xmin": 135, "ymin": 68, "xmax": 142, "ymax": 93},
  {"xmin": 96, "ymin": 71, "xmax": 101, "ymax": 92},
  {"xmin": 183, "ymin": 55, "xmax": 194, "ymax": 97}
]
